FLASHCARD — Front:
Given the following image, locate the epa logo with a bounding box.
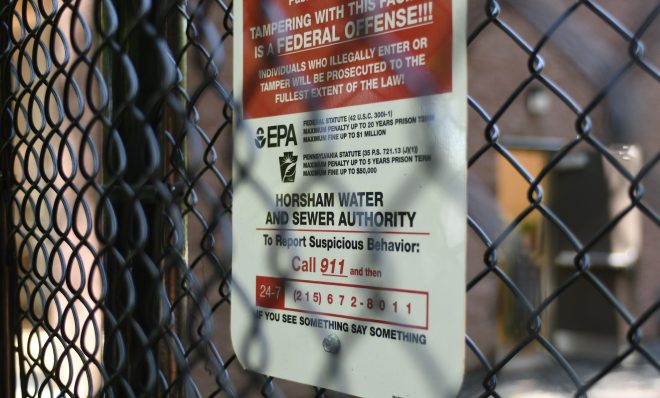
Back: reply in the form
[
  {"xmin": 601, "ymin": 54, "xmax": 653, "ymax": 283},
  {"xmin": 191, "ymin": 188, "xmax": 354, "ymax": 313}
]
[
  {"xmin": 255, "ymin": 124, "xmax": 297, "ymax": 149},
  {"xmin": 254, "ymin": 128, "xmax": 266, "ymax": 148},
  {"xmin": 279, "ymin": 152, "xmax": 298, "ymax": 183}
]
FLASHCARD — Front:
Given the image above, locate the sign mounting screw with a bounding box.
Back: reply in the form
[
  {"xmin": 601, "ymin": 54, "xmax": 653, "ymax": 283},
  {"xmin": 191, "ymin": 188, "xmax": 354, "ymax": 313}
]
[{"xmin": 322, "ymin": 334, "xmax": 341, "ymax": 354}]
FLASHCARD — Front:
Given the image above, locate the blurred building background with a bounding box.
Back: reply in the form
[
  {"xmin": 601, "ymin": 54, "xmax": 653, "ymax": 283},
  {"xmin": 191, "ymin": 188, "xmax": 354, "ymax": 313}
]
[{"xmin": 461, "ymin": 0, "xmax": 659, "ymax": 394}]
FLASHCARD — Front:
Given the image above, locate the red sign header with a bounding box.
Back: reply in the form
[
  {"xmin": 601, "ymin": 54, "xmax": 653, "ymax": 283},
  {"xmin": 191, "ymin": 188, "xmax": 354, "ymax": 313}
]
[{"xmin": 243, "ymin": 0, "xmax": 453, "ymax": 119}]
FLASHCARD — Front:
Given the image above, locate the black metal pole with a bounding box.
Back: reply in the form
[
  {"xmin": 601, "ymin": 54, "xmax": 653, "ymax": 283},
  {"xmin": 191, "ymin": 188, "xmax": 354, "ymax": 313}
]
[
  {"xmin": 103, "ymin": 1, "xmax": 187, "ymax": 395},
  {"xmin": 0, "ymin": 2, "xmax": 17, "ymax": 396},
  {"xmin": 102, "ymin": 0, "xmax": 156, "ymax": 393}
]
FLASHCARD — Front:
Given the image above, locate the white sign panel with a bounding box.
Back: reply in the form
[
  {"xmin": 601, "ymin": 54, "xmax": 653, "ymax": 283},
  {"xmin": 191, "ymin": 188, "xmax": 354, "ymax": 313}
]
[{"xmin": 232, "ymin": 0, "xmax": 466, "ymax": 396}]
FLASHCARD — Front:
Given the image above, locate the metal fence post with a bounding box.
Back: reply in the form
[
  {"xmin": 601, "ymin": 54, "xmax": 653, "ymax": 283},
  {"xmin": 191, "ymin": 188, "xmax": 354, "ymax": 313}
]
[
  {"xmin": 161, "ymin": 1, "xmax": 190, "ymax": 395},
  {"xmin": 101, "ymin": 1, "xmax": 189, "ymax": 395},
  {"xmin": 102, "ymin": 1, "xmax": 164, "ymax": 393},
  {"xmin": 0, "ymin": 1, "xmax": 16, "ymax": 396}
]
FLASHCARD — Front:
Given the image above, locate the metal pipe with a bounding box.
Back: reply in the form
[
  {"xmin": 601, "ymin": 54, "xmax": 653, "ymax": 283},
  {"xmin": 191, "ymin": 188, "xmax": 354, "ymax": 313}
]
[
  {"xmin": 0, "ymin": 1, "xmax": 17, "ymax": 395},
  {"xmin": 160, "ymin": 0, "xmax": 189, "ymax": 395}
]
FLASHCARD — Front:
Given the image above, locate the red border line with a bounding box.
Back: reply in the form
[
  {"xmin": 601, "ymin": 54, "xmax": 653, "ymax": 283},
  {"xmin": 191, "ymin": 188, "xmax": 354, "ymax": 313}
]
[
  {"xmin": 281, "ymin": 277, "xmax": 429, "ymax": 330},
  {"xmin": 256, "ymin": 227, "xmax": 431, "ymax": 236}
]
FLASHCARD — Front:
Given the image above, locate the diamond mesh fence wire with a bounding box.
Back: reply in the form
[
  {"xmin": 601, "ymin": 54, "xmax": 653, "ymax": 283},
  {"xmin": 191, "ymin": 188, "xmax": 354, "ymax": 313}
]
[{"xmin": 0, "ymin": 0, "xmax": 658, "ymax": 397}]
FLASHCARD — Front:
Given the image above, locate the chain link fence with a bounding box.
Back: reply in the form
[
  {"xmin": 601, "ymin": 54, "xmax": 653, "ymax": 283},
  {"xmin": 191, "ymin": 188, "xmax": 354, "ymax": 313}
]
[{"xmin": 0, "ymin": 0, "xmax": 658, "ymax": 397}]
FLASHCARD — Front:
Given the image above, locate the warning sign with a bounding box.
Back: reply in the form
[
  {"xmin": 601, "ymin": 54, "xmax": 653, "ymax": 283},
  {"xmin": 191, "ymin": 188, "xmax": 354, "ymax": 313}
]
[{"xmin": 232, "ymin": 1, "xmax": 466, "ymax": 397}]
